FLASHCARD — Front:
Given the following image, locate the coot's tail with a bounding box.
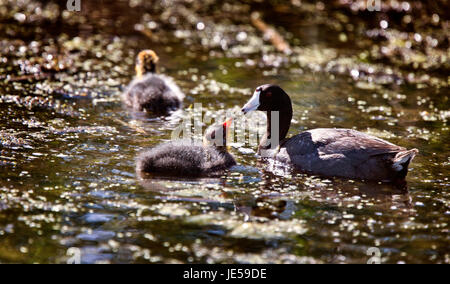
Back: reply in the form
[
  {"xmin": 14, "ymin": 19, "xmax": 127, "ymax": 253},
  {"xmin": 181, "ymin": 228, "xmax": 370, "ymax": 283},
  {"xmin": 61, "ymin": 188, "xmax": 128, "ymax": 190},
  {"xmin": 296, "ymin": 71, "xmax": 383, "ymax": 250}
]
[
  {"xmin": 391, "ymin": 148, "xmax": 419, "ymax": 177},
  {"xmin": 136, "ymin": 152, "xmax": 155, "ymax": 176}
]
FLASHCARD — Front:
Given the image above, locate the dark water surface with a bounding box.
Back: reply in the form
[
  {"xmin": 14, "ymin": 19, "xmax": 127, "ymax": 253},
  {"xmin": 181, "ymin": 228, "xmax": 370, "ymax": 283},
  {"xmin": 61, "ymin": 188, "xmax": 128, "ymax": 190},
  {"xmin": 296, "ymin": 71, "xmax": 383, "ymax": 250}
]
[{"xmin": 0, "ymin": 0, "xmax": 448, "ymax": 263}]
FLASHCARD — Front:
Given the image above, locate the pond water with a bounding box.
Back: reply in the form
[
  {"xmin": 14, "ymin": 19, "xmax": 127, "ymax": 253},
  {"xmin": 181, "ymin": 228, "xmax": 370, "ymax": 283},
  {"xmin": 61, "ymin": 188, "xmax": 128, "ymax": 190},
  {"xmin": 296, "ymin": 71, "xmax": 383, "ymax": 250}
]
[{"xmin": 0, "ymin": 0, "xmax": 448, "ymax": 263}]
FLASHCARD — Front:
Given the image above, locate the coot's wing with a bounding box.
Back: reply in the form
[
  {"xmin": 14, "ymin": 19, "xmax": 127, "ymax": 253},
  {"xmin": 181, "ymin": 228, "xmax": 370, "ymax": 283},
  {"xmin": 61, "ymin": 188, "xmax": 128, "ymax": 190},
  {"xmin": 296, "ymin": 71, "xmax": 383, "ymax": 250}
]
[
  {"xmin": 283, "ymin": 128, "xmax": 404, "ymax": 159},
  {"xmin": 123, "ymin": 75, "xmax": 165, "ymax": 108},
  {"xmin": 129, "ymin": 75, "xmax": 167, "ymax": 98},
  {"xmin": 124, "ymin": 74, "xmax": 184, "ymax": 113},
  {"xmin": 136, "ymin": 141, "xmax": 205, "ymax": 176},
  {"xmin": 316, "ymin": 129, "xmax": 405, "ymax": 159},
  {"xmin": 156, "ymin": 74, "xmax": 185, "ymax": 100},
  {"xmin": 278, "ymin": 128, "xmax": 413, "ymax": 180}
]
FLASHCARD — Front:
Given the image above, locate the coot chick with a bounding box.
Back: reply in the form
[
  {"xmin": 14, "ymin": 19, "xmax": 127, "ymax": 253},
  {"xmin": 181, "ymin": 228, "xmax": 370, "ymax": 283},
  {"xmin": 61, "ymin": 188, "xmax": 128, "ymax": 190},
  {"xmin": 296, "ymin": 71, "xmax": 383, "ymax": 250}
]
[
  {"xmin": 122, "ymin": 50, "xmax": 184, "ymax": 115},
  {"xmin": 241, "ymin": 84, "xmax": 418, "ymax": 182},
  {"xmin": 136, "ymin": 118, "xmax": 236, "ymax": 178}
]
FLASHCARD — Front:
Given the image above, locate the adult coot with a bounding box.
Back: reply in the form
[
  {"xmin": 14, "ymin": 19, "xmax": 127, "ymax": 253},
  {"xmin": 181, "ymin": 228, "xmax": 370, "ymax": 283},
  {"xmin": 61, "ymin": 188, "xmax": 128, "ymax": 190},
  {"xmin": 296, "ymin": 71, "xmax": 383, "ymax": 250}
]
[{"xmin": 241, "ymin": 84, "xmax": 418, "ymax": 182}]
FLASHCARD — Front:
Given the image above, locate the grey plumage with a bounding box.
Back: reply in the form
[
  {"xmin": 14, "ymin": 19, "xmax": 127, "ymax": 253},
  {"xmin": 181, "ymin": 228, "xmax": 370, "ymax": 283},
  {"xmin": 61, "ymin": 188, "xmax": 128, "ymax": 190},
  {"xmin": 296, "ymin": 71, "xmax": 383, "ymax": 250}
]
[
  {"xmin": 136, "ymin": 140, "xmax": 236, "ymax": 177},
  {"xmin": 268, "ymin": 128, "xmax": 418, "ymax": 181},
  {"xmin": 123, "ymin": 74, "xmax": 184, "ymax": 114}
]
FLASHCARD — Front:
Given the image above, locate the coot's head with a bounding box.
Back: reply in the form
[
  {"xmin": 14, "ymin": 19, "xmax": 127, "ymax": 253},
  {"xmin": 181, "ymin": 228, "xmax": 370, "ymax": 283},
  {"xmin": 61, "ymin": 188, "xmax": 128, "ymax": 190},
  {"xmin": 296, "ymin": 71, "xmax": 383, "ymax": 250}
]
[
  {"xmin": 241, "ymin": 84, "xmax": 291, "ymax": 114},
  {"xmin": 135, "ymin": 50, "xmax": 159, "ymax": 77},
  {"xmin": 203, "ymin": 118, "xmax": 233, "ymax": 149}
]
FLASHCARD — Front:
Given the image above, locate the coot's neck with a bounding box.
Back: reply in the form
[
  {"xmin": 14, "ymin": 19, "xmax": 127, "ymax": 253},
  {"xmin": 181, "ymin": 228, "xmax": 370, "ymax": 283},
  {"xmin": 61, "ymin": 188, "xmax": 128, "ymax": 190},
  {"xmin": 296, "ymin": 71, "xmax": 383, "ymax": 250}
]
[
  {"xmin": 136, "ymin": 63, "xmax": 156, "ymax": 78},
  {"xmin": 259, "ymin": 98, "xmax": 292, "ymax": 152},
  {"xmin": 145, "ymin": 63, "xmax": 156, "ymax": 74}
]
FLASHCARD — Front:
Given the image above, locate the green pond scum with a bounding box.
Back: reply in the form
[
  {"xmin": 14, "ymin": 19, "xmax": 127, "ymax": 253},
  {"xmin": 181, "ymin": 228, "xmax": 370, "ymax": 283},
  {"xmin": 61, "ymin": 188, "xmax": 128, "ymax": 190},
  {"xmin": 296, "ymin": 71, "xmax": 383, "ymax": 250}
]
[{"xmin": 0, "ymin": 0, "xmax": 448, "ymax": 264}]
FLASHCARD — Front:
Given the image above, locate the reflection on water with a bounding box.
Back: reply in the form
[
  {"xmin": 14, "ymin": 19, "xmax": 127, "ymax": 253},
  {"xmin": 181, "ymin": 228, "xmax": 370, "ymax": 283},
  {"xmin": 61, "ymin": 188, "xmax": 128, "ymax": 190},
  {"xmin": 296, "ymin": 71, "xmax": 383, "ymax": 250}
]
[{"xmin": 0, "ymin": 0, "xmax": 448, "ymax": 263}]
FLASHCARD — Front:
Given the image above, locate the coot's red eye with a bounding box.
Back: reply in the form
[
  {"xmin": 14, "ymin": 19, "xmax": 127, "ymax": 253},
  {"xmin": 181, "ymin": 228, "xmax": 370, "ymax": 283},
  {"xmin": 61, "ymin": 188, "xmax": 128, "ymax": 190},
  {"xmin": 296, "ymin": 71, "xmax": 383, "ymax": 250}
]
[{"xmin": 266, "ymin": 92, "xmax": 272, "ymax": 97}]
